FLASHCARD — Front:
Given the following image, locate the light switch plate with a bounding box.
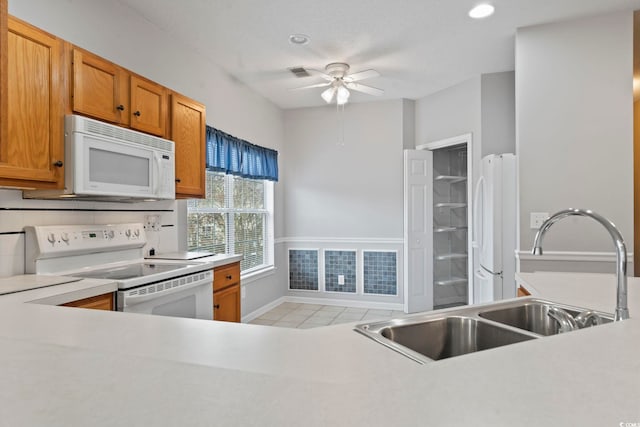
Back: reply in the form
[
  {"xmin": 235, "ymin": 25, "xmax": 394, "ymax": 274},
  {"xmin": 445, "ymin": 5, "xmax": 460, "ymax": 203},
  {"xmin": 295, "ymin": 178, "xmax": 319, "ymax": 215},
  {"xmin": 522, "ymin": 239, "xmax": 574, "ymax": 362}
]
[{"xmin": 530, "ymin": 212, "xmax": 549, "ymax": 229}]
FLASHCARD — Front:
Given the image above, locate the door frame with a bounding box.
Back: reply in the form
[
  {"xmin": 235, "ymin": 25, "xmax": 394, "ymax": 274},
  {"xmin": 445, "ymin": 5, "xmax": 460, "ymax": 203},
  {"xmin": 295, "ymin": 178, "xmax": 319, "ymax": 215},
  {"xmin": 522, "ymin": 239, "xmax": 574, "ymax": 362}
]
[{"xmin": 415, "ymin": 133, "xmax": 474, "ymax": 306}]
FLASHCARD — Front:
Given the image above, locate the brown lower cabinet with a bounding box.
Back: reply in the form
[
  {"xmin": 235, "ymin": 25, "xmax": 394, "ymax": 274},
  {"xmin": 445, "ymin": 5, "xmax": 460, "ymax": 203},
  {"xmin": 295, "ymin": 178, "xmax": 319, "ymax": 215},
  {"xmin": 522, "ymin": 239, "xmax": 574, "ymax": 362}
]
[
  {"xmin": 517, "ymin": 286, "xmax": 531, "ymax": 297},
  {"xmin": 213, "ymin": 262, "xmax": 241, "ymax": 322},
  {"xmin": 61, "ymin": 292, "xmax": 114, "ymax": 311}
]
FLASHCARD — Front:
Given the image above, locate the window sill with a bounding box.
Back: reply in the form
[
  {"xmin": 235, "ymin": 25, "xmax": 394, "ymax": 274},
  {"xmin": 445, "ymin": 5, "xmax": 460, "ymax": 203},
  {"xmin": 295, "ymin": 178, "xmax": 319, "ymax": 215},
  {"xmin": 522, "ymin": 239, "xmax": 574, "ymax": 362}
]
[{"xmin": 241, "ymin": 265, "xmax": 276, "ymax": 285}]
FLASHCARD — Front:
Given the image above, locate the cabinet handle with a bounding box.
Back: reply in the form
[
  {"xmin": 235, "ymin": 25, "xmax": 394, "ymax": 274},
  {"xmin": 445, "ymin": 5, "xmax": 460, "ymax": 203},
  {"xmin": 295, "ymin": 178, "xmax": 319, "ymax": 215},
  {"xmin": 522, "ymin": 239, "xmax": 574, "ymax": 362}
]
[
  {"xmin": 53, "ymin": 160, "xmax": 63, "ymax": 167},
  {"xmin": 116, "ymin": 105, "xmax": 125, "ymax": 111},
  {"xmin": 133, "ymin": 111, "xmax": 141, "ymax": 117},
  {"xmin": 175, "ymin": 178, "xmax": 181, "ymax": 183},
  {"xmin": 214, "ymin": 304, "xmax": 220, "ymax": 310},
  {"xmin": 226, "ymin": 275, "xmax": 233, "ymax": 280}
]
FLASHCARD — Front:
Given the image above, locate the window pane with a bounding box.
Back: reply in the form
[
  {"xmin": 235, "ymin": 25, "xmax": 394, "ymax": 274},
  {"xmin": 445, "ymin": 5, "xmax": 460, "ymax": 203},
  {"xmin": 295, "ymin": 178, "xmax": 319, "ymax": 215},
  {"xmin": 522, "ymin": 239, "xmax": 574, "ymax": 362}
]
[
  {"xmin": 234, "ymin": 213, "xmax": 265, "ymax": 271},
  {"xmin": 232, "ymin": 176, "xmax": 265, "ymax": 209},
  {"xmin": 187, "ymin": 212, "xmax": 226, "ymax": 254},
  {"xmin": 188, "ymin": 173, "xmax": 225, "ymax": 209}
]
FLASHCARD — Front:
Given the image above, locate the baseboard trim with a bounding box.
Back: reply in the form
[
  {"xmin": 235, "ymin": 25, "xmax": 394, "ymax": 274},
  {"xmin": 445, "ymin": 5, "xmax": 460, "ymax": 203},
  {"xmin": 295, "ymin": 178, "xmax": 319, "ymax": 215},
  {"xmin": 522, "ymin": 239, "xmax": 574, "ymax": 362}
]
[{"xmin": 241, "ymin": 296, "xmax": 287, "ymax": 323}]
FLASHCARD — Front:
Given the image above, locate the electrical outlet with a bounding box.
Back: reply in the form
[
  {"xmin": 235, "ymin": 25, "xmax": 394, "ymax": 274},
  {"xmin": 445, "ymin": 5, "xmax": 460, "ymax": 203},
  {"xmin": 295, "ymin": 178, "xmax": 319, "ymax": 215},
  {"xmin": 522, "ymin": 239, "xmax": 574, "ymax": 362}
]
[
  {"xmin": 530, "ymin": 212, "xmax": 549, "ymax": 229},
  {"xmin": 145, "ymin": 215, "xmax": 161, "ymax": 232},
  {"xmin": 241, "ymin": 286, "xmax": 246, "ymax": 299},
  {"xmin": 338, "ymin": 275, "xmax": 345, "ymax": 285}
]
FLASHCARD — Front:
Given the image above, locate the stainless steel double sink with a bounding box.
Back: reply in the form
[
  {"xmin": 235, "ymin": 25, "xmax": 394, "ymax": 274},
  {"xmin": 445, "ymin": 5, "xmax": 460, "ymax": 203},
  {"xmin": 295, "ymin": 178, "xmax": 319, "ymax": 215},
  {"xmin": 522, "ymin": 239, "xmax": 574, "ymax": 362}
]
[{"xmin": 354, "ymin": 298, "xmax": 613, "ymax": 363}]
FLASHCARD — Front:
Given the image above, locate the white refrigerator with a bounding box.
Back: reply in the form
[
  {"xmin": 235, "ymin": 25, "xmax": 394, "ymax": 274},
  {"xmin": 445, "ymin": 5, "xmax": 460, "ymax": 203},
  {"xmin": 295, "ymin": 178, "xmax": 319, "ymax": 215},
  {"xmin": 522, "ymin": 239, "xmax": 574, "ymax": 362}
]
[{"xmin": 472, "ymin": 154, "xmax": 516, "ymax": 304}]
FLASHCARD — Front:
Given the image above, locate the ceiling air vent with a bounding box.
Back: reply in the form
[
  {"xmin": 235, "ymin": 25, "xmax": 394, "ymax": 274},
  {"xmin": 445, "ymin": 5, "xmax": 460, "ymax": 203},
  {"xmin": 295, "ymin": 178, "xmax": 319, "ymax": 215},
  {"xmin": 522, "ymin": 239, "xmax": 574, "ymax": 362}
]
[{"xmin": 288, "ymin": 66, "xmax": 310, "ymax": 78}]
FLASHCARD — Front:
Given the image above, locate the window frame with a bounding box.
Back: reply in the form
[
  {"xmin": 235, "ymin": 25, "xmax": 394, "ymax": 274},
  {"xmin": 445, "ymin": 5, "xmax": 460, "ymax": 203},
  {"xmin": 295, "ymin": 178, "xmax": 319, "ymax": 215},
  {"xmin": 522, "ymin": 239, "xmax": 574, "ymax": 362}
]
[{"xmin": 187, "ymin": 172, "xmax": 274, "ymax": 275}]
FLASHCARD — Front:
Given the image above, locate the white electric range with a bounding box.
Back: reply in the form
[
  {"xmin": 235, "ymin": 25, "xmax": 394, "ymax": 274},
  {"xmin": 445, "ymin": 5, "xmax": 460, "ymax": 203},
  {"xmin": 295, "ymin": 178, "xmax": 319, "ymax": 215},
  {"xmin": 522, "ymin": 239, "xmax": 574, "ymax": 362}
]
[{"xmin": 25, "ymin": 223, "xmax": 214, "ymax": 320}]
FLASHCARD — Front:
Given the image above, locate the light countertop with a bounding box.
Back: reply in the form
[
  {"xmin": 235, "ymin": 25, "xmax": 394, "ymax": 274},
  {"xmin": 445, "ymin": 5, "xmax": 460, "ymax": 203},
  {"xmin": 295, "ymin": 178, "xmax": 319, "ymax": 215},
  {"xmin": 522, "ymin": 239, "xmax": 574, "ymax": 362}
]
[{"xmin": 0, "ymin": 272, "xmax": 639, "ymax": 426}]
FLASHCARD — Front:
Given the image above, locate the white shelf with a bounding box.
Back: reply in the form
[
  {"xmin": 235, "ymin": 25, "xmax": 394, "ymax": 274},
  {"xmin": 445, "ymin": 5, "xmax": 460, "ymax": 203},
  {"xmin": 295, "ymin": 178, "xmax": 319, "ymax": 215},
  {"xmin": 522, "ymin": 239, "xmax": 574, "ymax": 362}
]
[
  {"xmin": 435, "ymin": 277, "xmax": 468, "ymax": 286},
  {"xmin": 434, "ymin": 175, "xmax": 467, "ymax": 184},
  {"xmin": 434, "ymin": 226, "xmax": 468, "ymax": 233},
  {"xmin": 434, "ymin": 202, "xmax": 467, "ymax": 209},
  {"xmin": 435, "ymin": 253, "xmax": 468, "ymax": 261}
]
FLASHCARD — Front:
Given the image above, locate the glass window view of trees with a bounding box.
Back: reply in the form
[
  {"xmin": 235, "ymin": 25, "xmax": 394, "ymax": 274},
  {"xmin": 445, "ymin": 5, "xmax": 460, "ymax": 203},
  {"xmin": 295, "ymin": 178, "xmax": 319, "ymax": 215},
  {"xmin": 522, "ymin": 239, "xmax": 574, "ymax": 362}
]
[{"xmin": 188, "ymin": 172, "xmax": 270, "ymax": 273}]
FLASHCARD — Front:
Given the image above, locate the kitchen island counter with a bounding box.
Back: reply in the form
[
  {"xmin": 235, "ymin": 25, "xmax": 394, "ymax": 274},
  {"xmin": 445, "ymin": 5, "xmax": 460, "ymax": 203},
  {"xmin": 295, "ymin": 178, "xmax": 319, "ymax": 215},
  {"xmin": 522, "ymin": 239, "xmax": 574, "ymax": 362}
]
[{"xmin": 0, "ymin": 273, "xmax": 638, "ymax": 426}]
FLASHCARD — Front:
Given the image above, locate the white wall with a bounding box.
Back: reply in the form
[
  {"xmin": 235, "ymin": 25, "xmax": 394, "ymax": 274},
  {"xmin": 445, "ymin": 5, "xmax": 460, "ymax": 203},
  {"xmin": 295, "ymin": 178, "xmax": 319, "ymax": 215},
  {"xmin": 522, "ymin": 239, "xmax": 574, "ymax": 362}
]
[
  {"xmin": 516, "ymin": 12, "xmax": 634, "ymax": 272},
  {"xmin": 7, "ymin": 0, "xmax": 287, "ymax": 315},
  {"xmin": 284, "ymin": 100, "xmax": 404, "ymax": 239},
  {"xmin": 481, "ymin": 71, "xmax": 516, "ymax": 156},
  {"xmin": 415, "ymin": 76, "xmax": 482, "ymax": 149},
  {"xmin": 282, "ymin": 100, "xmax": 405, "ymax": 305}
]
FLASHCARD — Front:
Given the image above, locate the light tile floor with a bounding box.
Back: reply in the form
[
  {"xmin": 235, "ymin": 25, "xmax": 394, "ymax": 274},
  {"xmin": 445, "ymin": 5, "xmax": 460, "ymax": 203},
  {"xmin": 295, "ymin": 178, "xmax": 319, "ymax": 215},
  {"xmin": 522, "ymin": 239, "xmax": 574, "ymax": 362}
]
[{"xmin": 248, "ymin": 302, "xmax": 406, "ymax": 329}]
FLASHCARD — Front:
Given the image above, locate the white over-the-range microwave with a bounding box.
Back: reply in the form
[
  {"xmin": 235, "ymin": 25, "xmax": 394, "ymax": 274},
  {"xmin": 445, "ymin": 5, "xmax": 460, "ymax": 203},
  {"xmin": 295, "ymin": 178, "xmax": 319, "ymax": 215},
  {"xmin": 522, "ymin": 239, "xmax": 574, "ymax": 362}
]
[{"xmin": 23, "ymin": 115, "xmax": 175, "ymax": 202}]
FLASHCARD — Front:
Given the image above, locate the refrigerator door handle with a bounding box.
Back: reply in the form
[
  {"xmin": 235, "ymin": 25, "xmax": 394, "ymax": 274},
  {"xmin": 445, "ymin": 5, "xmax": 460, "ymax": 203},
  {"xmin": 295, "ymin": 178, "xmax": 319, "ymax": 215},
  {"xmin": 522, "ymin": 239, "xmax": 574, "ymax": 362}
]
[
  {"xmin": 480, "ymin": 264, "xmax": 502, "ymax": 278},
  {"xmin": 472, "ymin": 176, "xmax": 485, "ymax": 249}
]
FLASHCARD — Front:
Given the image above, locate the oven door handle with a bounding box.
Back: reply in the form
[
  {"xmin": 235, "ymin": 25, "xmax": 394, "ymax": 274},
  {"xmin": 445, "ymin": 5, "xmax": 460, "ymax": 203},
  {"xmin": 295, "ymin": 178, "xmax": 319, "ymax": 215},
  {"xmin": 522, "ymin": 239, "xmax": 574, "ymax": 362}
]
[{"xmin": 121, "ymin": 279, "xmax": 211, "ymax": 306}]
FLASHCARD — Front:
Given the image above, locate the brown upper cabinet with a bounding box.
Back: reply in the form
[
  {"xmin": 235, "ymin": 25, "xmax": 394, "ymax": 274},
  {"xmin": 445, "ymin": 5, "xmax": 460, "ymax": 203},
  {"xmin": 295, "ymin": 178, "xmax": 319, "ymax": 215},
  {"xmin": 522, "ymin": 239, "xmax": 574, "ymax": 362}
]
[
  {"xmin": 0, "ymin": 14, "xmax": 206, "ymax": 195},
  {"xmin": 72, "ymin": 48, "xmax": 167, "ymax": 137},
  {"xmin": 170, "ymin": 92, "xmax": 206, "ymax": 198},
  {"xmin": 0, "ymin": 16, "xmax": 65, "ymax": 189},
  {"xmin": 72, "ymin": 49, "xmax": 129, "ymax": 127}
]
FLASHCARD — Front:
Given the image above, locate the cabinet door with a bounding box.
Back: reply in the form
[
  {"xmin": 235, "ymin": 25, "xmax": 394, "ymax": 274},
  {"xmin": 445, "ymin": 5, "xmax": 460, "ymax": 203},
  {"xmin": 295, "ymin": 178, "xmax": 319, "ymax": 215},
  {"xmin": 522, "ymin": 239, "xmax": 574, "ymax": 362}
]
[
  {"xmin": 0, "ymin": 17, "xmax": 64, "ymax": 188},
  {"xmin": 130, "ymin": 75, "xmax": 166, "ymax": 137},
  {"xmin": 61, "ymin": 293, "xmax": 114, "ymax": 311},
  {"xmin": 0, "ymin": 0, "xmax": 7, "ymax": 151},
  {"xmin": 171, "ymin": 93, "xmax": 206, "ymax": 198},
  {"xmin": 72, "ymin": 49, "xmax": 129, "ymax": 126},
  {"xmin": 214, "ymin": 285, "xmax": 240, "ymax": 322}
]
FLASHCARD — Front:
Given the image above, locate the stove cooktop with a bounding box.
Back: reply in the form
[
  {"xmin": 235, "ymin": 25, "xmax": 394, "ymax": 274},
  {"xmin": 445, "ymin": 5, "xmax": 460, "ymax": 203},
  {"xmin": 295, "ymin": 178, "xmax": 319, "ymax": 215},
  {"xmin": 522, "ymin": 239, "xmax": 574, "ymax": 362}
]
[{"xmin": 71, "ymin": 262, "xmax": 201, "ymax": 281}]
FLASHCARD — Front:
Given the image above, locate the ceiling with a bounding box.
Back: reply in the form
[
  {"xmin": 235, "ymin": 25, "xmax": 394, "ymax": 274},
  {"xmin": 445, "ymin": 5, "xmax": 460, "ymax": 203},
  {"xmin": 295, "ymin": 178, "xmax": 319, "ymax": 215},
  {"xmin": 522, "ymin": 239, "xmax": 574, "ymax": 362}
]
[{"xmin": 117, "ymin": 0, "xmax": 640, "ymax": 109}]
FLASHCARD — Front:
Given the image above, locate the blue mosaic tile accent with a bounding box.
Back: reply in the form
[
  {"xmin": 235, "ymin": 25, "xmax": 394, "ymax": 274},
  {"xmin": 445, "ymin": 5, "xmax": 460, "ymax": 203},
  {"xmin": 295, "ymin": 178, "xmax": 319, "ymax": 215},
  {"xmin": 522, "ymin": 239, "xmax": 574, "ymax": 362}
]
[
  {"xmin": 324, "ymin": 250, "xmax": 356, "ymax": 293},
  {"xmin": 289, "ymin": 250, "xmax": 319, "ymax": 290},
  {"xmin": 363, "ymin": 251, "xmax": 397, "ymax": 295}
]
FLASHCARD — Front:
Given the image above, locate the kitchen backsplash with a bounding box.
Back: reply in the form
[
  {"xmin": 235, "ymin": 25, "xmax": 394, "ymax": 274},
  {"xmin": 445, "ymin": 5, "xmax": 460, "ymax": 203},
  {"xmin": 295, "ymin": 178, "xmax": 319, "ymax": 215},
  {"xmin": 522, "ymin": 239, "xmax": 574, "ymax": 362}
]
[{"xmin": 0, "ymin": 189, "xmax": 179, "ymax": 277}]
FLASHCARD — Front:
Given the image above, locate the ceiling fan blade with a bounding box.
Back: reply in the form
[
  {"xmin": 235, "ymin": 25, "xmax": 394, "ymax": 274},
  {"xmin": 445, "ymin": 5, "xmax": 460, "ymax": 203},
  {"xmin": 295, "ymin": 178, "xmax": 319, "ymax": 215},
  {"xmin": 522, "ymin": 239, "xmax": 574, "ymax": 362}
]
[
  {"xmin": 290, "ymin": 82, "xmax": 332, "ymax": 91},
  {"xmin": 344, "ymin": 69, "xmax": 380, "ymax": 82},
  {"xmin": 321, "ymin": 86, "xmax": 337, "ymax": 103},
  {"xmin": 345, "ymin": 82, "xmax": 384, "ymax": 96},
  {"xmin": 305, "ymin": 68, "xmax": 333, "ymax": 81}
]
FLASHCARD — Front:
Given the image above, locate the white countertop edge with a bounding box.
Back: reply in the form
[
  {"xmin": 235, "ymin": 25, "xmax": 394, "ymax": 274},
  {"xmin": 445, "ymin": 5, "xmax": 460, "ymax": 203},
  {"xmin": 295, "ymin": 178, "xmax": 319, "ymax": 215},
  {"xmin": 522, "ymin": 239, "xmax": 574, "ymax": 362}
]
[{"xmin": 0, "ymin": 278, "xmax": 117, "ymax": 305}]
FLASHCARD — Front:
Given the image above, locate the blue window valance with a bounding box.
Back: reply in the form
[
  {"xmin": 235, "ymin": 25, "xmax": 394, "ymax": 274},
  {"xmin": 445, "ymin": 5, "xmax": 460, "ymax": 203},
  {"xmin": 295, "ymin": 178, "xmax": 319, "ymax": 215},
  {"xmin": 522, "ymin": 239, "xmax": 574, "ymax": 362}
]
[{"xmin": 205, "ymin": 126, "xmax": 278, "ymax": 182}]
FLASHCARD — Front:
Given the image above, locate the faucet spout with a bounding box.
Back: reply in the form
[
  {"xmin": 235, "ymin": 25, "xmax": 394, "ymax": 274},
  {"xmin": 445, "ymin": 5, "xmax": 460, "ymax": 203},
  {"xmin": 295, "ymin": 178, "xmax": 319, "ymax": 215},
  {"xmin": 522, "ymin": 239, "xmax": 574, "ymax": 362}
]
[{"xmin": 531, "ymin": 208, "xmax": 629, "ymax": 321}]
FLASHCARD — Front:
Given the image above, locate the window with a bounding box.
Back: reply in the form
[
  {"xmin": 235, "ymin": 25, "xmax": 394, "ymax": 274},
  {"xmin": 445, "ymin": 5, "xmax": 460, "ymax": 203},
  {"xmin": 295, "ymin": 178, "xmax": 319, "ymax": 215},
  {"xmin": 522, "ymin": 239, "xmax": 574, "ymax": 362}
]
[{"xmin": 187, "ymin": 172, "xmax": 274, "ymax": 274}]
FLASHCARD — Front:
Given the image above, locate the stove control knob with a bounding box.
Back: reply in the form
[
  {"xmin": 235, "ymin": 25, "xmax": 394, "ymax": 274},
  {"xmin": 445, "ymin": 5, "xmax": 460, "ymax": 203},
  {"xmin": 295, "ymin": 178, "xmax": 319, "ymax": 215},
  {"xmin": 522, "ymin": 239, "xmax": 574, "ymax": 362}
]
[
  {"xmin": 125, "ymin": 229, "xmax": 132, "ymax": 238},
  {"xmin": 134, "ymin": 229, "xmax": 140, "ymax": 237},
  {"xmin": 107, "ymin": 230, "xmax": 115, "ymax": 239},
  {"xmin": 47, "ymin": 233, "xmax": 56, "ymax": 244},
  {"xmin": 61, "ymin": 233, "xmax": 70, "ymax": 243}
]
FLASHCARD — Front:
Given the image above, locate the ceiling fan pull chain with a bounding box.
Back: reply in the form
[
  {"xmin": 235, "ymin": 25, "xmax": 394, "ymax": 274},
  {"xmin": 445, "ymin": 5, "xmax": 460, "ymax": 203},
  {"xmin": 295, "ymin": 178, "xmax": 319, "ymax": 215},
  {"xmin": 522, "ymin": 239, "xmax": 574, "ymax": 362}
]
[{"xmin": 336, "ymin": 102, "xmax": 345, "ymax": 147}]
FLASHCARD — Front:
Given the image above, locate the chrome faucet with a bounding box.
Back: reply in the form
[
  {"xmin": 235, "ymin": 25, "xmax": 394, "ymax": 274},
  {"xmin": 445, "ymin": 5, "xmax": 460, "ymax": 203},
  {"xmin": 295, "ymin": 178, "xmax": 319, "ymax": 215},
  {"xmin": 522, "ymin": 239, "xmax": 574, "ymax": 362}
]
[
  {"xmin": 531, "ymin": 208, "xmax": 629, "ymax": 321},
  {"xmin": 546, "ymin": 306, "xmax": 578, "ymax": 333}
]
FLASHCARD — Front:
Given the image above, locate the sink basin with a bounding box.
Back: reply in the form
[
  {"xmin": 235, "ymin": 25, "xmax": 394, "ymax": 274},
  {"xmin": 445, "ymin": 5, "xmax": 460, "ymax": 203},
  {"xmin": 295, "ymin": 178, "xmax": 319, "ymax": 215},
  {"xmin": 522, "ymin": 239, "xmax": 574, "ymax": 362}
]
[
  {"xmin": 478, "ymin": 302, "xmax": 613, "ymax": 336},
  {"xmin": 355, "ymin": 297, "xmax": 614, "ymax": 363},
  {"xmin": 378, "ymin": 316, "xmax": 535, "ymax": 361}
]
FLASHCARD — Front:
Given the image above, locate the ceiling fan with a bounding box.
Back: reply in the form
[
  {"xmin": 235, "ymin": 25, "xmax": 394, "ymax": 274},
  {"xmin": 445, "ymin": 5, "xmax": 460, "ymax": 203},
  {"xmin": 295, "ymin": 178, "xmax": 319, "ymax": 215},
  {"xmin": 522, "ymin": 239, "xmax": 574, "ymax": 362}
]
[{"xmin": 292, "ymin": 62, "xmax": 384, "ymax": 105}]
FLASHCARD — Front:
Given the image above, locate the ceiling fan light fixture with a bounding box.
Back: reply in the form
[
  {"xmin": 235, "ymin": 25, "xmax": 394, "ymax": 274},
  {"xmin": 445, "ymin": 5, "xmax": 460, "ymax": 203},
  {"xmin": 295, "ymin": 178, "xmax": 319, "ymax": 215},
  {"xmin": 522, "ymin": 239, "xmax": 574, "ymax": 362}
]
[
  {"xmin": 468, "ymin": 4, "xmax": 495, "ymax": 19},
  {"xmin": 336, "ymin": 85, "xmax": 350, "ymax": 105},
  {"xmin": 288, "ymin": 34, "xmax": 310, "ymax": 45},
  {"xmin": 321, "ymin": 86, "xmax": 337, "ymax": 103}
]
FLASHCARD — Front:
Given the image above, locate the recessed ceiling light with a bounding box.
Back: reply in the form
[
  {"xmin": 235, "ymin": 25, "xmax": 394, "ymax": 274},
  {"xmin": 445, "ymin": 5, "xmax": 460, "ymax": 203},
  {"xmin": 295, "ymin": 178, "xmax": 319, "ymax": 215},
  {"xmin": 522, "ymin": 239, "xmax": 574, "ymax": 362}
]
[
  {"xmin": 289, "ymin": 34, "xmax": 310, "ymax": 45},
  {"xmin": 468, "ymin": 4, "xmax": 495, "ymax": 19}
]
